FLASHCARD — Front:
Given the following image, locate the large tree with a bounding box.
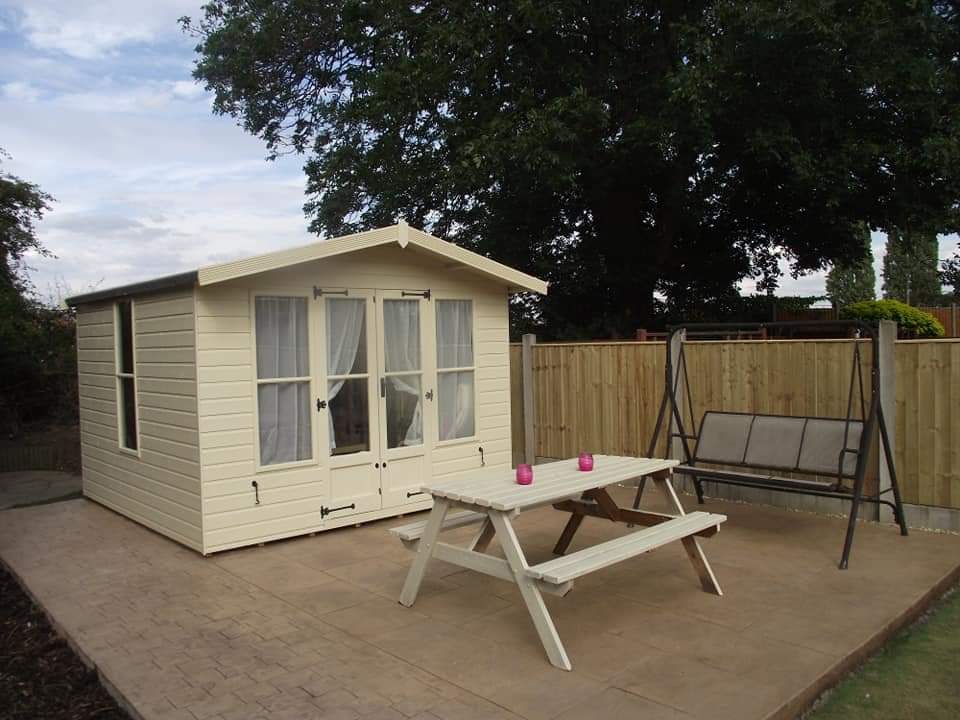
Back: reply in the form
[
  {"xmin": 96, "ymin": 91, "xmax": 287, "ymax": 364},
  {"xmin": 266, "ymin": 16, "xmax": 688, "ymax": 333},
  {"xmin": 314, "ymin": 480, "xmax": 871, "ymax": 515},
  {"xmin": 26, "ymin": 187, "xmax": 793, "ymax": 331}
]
[
  {"xmin": 184, "ymin": 1, "xmax": 960, "ymax": 337},
  {"xmin": 825, "ymin": 226, "xmax": 875, "ymax": 309},
  {"xmin": 882, "ymin": 228, "xmax": 943, "ymax": 305}
]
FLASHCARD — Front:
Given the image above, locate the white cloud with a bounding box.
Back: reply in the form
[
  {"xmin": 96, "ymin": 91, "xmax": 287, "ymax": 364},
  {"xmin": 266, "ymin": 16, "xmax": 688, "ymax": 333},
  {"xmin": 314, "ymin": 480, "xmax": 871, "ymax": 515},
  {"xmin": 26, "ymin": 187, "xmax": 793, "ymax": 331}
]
[
  {"xmin": 170, "ymin": 79, "xmax": 205, "ymax": 100},
  {"xmin": 1, "ymin": 80, "xmax": 40, "ymax": 102},
  {"xmin": 10, "ymin": 1, "xmax": 201, "ymax": 59}
]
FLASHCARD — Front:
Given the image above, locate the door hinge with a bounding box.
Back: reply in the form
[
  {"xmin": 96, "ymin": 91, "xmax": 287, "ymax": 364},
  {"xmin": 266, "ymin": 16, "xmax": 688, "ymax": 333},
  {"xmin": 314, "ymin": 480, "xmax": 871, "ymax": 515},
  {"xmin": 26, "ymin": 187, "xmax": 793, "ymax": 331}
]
[
  {"xmin": 321, "ymin": 503, "xmax": 355, "ymax": 518},
  {"xmin": 380, "ymin": 377, "xmax": 386, "ymax": 397},
  {"xmin": 401, "ymin": 289, "xmax": 431, "ymax": 300},
  {"xmin": 313, "ymin": 287, "xmax": 348, "ymax": 299},
  {"xmin": 316, "ymin": 398, "xmax": 327, "ymax": 411}
]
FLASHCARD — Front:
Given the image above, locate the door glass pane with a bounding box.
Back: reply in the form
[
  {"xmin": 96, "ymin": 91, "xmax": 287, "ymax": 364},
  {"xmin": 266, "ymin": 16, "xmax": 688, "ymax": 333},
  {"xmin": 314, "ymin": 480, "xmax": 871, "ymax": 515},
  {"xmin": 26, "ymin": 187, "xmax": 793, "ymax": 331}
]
[
  {"xmin": 257, "ymin": 381, "xmax": 312, "ymax": 464},
  {"xmin": 326, "ymin": 298, "xmax": 367, "ymax": 375},
  {"xmin": 436, "ymin": 300, "xmax": 473, "ymax": 368},
  {"xmin": 383, "ymin": 300, "xmax": 420, "ymax": 372},
  {"xmin": 117, "ymin": 300, "xmax": 134, "ymax": 374},
  {"xmin": 120, "ymin": 376, "xmax": 138, "ymax": 450},
  {"xmin": 256, "ymin": 297, "xmax": 309, "ymax": 379},
  {"xmin": 328, "ymin": 378, "xmax": 370, "ymax": 455},
  {"xmin": 386, "ymin": 374, "xmax": 423, "ymax": 448},
  {"xmin": 438, "ymin": 371, "xmax": 475, "ymax": 440}
]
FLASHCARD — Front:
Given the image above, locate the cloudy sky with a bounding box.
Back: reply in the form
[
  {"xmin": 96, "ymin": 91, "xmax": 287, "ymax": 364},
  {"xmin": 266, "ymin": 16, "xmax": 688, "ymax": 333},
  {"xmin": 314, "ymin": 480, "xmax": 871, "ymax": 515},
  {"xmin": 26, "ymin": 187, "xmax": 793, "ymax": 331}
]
[{"xmin": 1, "ymin": 1, "xmax": 957, "ymax": 305}]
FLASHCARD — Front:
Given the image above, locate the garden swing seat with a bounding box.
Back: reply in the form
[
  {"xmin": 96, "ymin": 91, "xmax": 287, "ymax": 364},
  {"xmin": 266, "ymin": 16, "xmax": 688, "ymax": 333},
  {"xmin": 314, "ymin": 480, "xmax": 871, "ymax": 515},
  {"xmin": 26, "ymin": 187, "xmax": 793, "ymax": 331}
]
[
  {"xmin": 633, "ymin": 321, "xmax": 909, "ymax": 569},
  {"xmin": 675, "ymin": 411, "xmax": 873, "ymax": 501}
]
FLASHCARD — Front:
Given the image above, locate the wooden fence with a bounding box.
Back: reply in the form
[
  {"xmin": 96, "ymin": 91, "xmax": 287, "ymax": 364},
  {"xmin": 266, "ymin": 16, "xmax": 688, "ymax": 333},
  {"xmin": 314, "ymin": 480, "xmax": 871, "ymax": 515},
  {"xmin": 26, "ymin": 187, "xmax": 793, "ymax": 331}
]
[{"xmin": 510, "ymin": 338, "xmax": 960, "ymax": 510}]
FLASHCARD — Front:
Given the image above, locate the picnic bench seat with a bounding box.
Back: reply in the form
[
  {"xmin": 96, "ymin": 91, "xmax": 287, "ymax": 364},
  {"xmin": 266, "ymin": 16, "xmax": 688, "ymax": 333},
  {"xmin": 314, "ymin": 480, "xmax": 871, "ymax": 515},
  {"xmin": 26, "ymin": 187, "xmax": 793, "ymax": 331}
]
[
  {"xmin": 390, "ymin": 509, "xmax": 486, "ymax": 544},
  {"xmin": 526, "ymin": 511, "xmax": 725, "ymax": 585}
]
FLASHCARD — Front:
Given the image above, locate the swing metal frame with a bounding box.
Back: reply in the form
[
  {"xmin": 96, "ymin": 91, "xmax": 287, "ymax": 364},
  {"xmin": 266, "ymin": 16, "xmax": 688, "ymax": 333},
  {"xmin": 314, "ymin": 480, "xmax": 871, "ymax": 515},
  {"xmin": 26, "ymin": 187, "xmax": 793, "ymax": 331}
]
[{"xmin": 632, "ymin": 320, "xmax": 908, "ymax": 569}]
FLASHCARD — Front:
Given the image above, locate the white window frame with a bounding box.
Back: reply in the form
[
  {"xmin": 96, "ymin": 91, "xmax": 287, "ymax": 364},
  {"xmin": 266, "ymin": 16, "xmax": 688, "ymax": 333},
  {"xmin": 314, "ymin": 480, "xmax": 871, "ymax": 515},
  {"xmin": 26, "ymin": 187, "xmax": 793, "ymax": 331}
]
[
  {"xmin": 114, "ymin": 299, "xmax": 140, "ymax": 456},
  {"xmin": 434, "ymin": 297, "xmax": 478, "ymax": 446},
  {"xmin": 251, "ymin": 292, "xmax": 319, "ymax": 472}
]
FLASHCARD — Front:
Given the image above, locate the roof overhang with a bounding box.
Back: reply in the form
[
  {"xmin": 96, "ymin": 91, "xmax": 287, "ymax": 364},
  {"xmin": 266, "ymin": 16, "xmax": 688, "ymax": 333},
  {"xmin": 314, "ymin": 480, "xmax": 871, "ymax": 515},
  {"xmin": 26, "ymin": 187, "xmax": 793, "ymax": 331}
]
[
  {"xmin": 196, "ymin": 222, "xmax": 548, "ymax": 294},
  {"xmin": 66, "ymin": 222, "xmax": 547, "ymax": 307},
  {"xmin": 65, "ymin": 271, "xmax": 198, "ymax": 307}
]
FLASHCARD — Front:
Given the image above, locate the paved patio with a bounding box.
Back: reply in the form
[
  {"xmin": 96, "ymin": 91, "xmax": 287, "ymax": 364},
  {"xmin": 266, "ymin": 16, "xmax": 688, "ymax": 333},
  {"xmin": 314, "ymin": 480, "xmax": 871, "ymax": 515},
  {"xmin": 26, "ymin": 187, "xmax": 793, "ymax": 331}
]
[
  {"xmin": 0, "ymin": 470, "xmax": 81, "ymax": 509},
  {"xmin": 1, "ymin": 486, "xmax": 958, "ymax": 720}
]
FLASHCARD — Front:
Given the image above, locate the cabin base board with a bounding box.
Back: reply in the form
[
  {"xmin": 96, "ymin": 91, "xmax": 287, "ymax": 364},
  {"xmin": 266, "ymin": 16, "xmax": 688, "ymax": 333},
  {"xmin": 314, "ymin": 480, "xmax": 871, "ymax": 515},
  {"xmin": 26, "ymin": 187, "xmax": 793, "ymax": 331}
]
[{"xmin": 202, "ymin": 498, "xmax": 435, "ymax": 555}]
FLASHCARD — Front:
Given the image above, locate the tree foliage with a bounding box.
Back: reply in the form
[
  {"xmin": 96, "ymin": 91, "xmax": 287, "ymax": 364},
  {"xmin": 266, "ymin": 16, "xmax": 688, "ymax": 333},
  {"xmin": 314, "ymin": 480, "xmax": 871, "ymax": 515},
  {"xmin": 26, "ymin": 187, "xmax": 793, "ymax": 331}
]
[
  {"xmin": 842, "ymin": 299, "xmax": 944, "ymax": 338},
  {"xmin": 941, "ymin": 251, "xmax": 960, "ymax": 299},
  {"xmin": 184, "ymin": 1, "xmax": 960, "ymax": 337},
  {"xmin": 882, "ymin": 228, "xmax": 944, "ymax": 305},
  {"xmin": 0, "ymin": 151, "xmax": 74, "ymax": 435},
  {"xmin": 826, "ymin": 225, "xmax": 875, "ymax": 309}
]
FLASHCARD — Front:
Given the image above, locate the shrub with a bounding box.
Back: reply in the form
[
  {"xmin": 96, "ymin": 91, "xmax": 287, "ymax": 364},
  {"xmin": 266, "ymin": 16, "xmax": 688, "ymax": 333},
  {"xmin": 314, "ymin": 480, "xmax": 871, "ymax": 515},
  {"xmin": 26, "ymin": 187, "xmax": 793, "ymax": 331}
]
[{"xmin": 841, "ymin": 299, "xmax": 945, "ymax": 338}]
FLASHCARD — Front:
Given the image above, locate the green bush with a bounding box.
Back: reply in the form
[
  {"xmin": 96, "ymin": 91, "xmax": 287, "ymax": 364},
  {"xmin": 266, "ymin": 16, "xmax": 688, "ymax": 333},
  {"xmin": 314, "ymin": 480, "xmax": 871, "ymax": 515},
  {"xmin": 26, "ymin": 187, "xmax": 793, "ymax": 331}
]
[{"xmin": 842, "ymin": 299, "xmax": 945, "ymax": 338}]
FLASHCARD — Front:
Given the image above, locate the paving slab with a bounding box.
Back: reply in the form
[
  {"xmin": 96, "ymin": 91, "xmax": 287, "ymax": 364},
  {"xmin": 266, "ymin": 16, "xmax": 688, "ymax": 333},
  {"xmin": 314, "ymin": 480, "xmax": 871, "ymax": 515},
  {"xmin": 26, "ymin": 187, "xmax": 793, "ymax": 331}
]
[
  {"xmin": 0, "ymin": 470, "xmax": 81, "ymax": 509},
  {"xmin": 1, "ymin": 486, "xmax": 958, "ymax": 720}
]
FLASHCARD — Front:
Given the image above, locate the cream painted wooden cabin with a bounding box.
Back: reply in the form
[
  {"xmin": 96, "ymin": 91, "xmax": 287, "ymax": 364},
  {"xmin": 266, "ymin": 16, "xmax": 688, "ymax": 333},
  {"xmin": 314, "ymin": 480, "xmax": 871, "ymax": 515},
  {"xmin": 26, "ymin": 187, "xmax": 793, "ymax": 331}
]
[{"xmin": 67, "ymin": 223, "xmax": 546, "ymax": 554}]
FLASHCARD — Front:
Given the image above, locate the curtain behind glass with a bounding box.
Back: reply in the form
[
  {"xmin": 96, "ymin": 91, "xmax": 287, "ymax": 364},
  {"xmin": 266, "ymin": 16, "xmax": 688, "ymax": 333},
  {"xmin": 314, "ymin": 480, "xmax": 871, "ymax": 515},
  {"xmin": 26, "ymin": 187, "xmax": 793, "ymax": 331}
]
[
  {"xmin": 258, "ymin": 383, "xmax": 311, "ymax": 464},
  {"xmin": 436, "ymin": 300, "xmax": 473, "ymax": 368},
  {"xmin": 437, "ymin": 300, "xmax": 475, "ymax": 440},
  {"xmin": 438, "ymin": 371, "xmax": 475, "ymax": 440},
  {"xmin": 383, "ymin": 300, "xmax": 422, "ymax": 445},
  {"xmin": 256, "ymin": 297, "xmax": 308, "ymax": 378},
  {"xmin": 325, "ymin": 298, "xmax": 365, "ymax": 450},
  {"xmin": 255, "ymin": 297, "xmax": 312, "ymax": 465}
]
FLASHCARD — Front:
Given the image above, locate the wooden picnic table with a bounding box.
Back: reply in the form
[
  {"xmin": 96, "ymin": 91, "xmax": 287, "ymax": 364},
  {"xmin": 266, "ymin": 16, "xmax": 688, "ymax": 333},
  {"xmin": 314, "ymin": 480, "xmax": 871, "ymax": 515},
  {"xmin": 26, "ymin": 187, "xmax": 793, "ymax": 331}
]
[{"xmin": 393, "ymin": 455, "xmax": 726, "ymax": 670}]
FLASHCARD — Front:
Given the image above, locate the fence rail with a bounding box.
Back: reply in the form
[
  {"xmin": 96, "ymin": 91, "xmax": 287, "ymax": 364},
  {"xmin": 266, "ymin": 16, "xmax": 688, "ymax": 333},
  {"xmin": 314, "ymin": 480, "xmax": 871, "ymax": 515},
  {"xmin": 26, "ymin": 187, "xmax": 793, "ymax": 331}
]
[{"xmin": 510, "ymin": 337, "xmax": 960, "ymax": 510}]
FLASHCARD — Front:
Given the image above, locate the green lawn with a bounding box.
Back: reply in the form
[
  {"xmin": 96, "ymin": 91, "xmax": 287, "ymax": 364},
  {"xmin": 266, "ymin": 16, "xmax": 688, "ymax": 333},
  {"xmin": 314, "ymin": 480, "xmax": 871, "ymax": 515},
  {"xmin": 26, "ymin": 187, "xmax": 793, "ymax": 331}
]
[{"xmin": 811, "ymin": 587, "xmax": 960, "ymax": 719}]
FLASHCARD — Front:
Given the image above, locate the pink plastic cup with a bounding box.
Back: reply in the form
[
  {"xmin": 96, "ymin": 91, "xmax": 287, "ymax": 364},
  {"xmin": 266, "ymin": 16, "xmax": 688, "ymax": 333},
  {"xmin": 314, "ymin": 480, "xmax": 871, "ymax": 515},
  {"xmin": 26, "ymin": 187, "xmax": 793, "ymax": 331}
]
[
  {"xmin": 516, "ymin": 464, "xmax": 533, "ymax": 485},
  {"xmin": 578, "ymin": 453, "xmax": 594, "ymax": 471}
]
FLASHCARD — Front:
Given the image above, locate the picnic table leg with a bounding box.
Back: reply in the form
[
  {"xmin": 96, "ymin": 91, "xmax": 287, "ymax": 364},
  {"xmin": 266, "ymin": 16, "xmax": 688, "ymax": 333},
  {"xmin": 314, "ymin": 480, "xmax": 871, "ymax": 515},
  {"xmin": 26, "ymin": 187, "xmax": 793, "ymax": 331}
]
[
  {"xmin": 651, "ymin": 471, "xmax": 723, "ymax": 596},
  {"xmin": 552, "ymin": 512, "xmax": 584, "ymax": 556},
  {"xmin": 399, "ymin": 498, "xmax": 450, "ymax": 607},
  {"xmin": 489, "ymin": 511, "xmax": 572, "ymax": 671},
  {"xmin": 468, "ymin": 517, "xmax": 496, "ymax": 553}
]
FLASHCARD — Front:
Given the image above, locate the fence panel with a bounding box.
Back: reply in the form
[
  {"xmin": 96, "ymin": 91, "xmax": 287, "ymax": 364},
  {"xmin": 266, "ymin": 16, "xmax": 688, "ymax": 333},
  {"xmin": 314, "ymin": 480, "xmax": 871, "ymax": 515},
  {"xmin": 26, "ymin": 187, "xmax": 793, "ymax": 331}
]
[
  {"xmin": 895, "ymin": 340, "xmax": 960, "ymax": 508},
  {"xmin": 510, "ymin": 337, "xmax": 960, "ymax": 509}
]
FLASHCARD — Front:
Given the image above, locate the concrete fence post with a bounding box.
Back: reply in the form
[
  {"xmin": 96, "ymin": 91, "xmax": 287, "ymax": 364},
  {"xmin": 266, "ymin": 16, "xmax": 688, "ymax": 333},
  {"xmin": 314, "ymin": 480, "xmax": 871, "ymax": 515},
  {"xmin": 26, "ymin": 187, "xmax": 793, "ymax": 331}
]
[
  {"xmin": 877, "ymin": 320, "xmax": 897, "ymax": 523},
  {"xmin": 521, "ymin": 333, "xmax": 537, "ymax": 465}
]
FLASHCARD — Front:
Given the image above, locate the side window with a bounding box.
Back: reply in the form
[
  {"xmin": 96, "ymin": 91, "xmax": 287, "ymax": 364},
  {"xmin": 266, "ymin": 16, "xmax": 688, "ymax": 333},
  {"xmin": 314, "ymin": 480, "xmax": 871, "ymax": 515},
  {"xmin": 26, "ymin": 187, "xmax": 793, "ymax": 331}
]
[
  {"xmin": 115, "ymin": 300, "xmax": 138, "ymax": 451},
  {"xmin": 255, "ymin": 296, "xmax": 312, "ymax": 466},
  {"xmin": 435, "ymin": 300, "xmax": 475, "ymax": 440}
]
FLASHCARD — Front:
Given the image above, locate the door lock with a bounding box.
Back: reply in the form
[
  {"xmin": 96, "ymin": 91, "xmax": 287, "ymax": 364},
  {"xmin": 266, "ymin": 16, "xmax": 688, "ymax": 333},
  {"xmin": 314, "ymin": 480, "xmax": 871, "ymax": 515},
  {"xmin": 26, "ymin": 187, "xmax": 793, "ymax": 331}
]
[
  {"xmin": 316, "ymin": 398, "xmax": 327, "ymax": 410},
  {"xmin": 425, "ymin": 389, "xmax": 434, "ymax": 401}
]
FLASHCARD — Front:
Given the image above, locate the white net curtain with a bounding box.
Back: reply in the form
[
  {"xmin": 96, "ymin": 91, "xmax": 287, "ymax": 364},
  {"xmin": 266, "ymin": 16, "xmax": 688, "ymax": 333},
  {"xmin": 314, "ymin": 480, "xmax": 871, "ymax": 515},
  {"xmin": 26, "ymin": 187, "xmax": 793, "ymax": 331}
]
[
  {"xmin": 325, "ymin": 298, "xmax": 366, "ymax": 451},
  {"xmin": 255, "ymin": 297, "xmax": 312, "ymax": 465},
  {"xmin": 383, "ymin": 300, "xmax": 423, "ymax": 447},
  {"xmin": 436, "ymin": 300, "xmax": 475, "ymax": 440}
]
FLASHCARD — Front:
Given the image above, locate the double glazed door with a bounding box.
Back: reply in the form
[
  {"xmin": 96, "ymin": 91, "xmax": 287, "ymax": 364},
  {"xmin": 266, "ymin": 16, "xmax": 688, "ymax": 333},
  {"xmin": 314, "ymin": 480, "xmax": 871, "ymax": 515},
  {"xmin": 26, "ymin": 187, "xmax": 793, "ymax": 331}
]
[{"xmin": 321, "ymin": 289, "xmax": 432, "ymax": 521}]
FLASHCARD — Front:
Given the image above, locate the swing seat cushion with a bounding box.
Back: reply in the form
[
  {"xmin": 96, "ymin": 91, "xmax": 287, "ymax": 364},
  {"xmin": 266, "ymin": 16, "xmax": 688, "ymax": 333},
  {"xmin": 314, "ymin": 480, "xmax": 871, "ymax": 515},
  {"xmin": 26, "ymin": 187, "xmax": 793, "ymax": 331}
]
[{"xmin": 686, "ymin": 411, "xmax": 864, "ymax": 480}]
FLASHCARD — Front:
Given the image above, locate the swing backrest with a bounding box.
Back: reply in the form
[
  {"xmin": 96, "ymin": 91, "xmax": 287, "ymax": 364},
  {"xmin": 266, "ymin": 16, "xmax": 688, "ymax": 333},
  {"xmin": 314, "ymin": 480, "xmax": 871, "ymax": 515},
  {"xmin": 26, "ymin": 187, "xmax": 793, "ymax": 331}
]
[{"xmin": 693, "ymin": 411, "xmax": 863, "ymax": 479}]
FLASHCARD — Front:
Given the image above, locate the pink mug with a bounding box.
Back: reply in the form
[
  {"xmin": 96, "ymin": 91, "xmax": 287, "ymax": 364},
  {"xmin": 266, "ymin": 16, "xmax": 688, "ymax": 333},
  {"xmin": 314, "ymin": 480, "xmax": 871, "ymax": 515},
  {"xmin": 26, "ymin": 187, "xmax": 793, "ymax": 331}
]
[
  {"xmin": 516, "ymin": 464, "xmax": 533, "ymax": 485},
  {"xmin": 578, "ymin": 453, "xmax": 594, "ymax": 471}
]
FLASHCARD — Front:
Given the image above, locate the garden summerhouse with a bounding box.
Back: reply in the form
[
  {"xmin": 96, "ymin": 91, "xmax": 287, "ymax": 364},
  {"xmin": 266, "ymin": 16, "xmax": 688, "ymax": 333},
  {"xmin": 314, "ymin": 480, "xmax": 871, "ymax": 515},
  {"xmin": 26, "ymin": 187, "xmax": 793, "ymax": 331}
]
[{"xmin": 67, "ymin": 223, "xmax": 546, "ymax": 553}]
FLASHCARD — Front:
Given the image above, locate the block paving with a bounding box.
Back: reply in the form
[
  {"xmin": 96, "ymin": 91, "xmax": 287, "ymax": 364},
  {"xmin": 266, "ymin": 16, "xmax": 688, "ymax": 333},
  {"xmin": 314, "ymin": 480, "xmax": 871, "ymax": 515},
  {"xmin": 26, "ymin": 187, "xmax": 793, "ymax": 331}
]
[{"xmin": 1, "ymin": 486, "xmax": 958, "ymax": 720}]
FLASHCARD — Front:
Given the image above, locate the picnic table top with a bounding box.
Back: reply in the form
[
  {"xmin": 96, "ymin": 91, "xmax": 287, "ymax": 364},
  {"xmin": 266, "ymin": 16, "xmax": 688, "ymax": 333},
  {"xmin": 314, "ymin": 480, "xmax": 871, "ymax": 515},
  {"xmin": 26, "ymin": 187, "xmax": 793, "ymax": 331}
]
[{"xmin": 421, "ymin": 455, "xmax": 679, "ymax": 512}]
